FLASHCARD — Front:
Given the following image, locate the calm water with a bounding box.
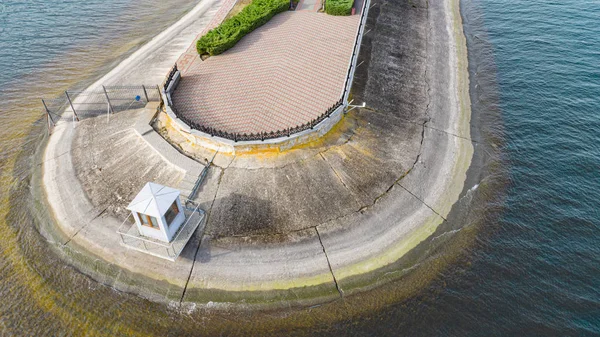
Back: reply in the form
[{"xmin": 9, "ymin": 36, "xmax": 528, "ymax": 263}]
[
  {"xmin": 337, "ymin": 0, "xmax": 600, "ymax": 334},
  {"xmin": 0, "ymin": 0, "xmax": 599, "ymax": 335}
]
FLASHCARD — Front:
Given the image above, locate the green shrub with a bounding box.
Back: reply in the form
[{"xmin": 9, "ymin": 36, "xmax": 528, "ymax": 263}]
[
  {"xmin": 325, "ymin": 0, "xmax": 354, "ymax": 16},
  {"xmin": 197, "ymin": 0, "xmax": 289, "ymax": 56}
]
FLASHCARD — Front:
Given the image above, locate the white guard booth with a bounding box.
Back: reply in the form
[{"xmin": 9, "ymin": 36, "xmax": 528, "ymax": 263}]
[{"xmin": 126, "ymin": 182, "xmax": 185, "ymax": 243}]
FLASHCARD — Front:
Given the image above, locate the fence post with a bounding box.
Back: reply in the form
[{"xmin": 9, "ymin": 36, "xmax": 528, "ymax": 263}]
[
  {"xmin": 102, "ymin": 86, "xmax": 115, "ymax": 114},
  {"xmin": 41, "ymin": 99, "xmax": 54, "ymax": 126},
  {"xmin": 46, "ymin": 110, "xmax": 52, "ymax": 134},
  {"xmin": 142, "ymin": 85, "xmax": 150, "ymax": 103},
  {"xmin": 64, "ymin": 91, "xmax": 79, "ymax": 122},
  {"xmin": 156, "ymin": 85, "xmax": 163, "ymax": 105}
]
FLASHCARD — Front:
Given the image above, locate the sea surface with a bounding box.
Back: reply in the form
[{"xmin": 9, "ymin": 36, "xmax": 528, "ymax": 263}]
[
  {"xmin": 0, "ymin": 0, "xmax": 598, "ymax": 335},
  {"xmin": 335, "ymin": 0, "xmax": 600, "ymax": 334}
]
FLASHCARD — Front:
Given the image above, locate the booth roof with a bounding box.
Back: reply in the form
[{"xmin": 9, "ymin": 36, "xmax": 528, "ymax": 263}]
[{"xmin": 126, "ymin": 182, "xmax": 180, "ymax": 218}]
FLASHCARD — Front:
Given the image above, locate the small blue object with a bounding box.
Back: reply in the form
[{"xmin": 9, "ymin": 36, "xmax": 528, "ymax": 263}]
[{"xmin": 135, "ymin": 95, "xmax": 141, "ymax": 101}]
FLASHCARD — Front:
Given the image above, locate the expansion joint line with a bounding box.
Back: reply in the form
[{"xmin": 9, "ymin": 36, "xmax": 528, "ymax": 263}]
[
  {"xmin": 63, "ymin": 207, "xmax": 107, "ymax": 246},
  {"xmin": 319, "ymin": 152, "xmax": 362, "ymax": 208},
  {"xmin": 179, "ymin": 168, "xmax": 224, "ymax": 305},
  {"xmin": 315, "ymin": 227, "xmax": 343, "ymax": 298},
  {"xmin": 397, "ymin": 183, "xmax": 447, "ymax": 222},
  {"xmin": 362, "ymin": 106, "xmax": 477, "ymax": 144}
]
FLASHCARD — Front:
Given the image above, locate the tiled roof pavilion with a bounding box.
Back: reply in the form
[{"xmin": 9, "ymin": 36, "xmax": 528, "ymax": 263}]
[{"xmin": 172, "ymin": 11, "xmax": 360, "ymax": 135}]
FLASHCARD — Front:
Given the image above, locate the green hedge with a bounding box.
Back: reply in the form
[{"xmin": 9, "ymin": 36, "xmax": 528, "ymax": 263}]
[
  {"xmin": 325, "ymin": 0, "xmax": 354, "ymax": 16},
  {"xmin": 197, "ymin": 0, "xmax": 289, "ymax": 56}
]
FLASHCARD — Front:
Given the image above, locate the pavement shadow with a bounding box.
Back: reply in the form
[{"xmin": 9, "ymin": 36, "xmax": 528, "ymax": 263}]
[
  {"xmin": 181, "ymin": 193, "xmax": 279, "ymax": 263},
  {"xmin": 206, "ymin": 193, "xmax": 279, "ymax": 237}
]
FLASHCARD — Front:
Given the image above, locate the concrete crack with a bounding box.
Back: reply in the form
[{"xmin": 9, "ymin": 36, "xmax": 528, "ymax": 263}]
[
  {"xmin": 424, "ymin": 0, "xmax": 432, "ymax": 122},
  {"xmin": 356, "ymin": 117, "xmax": 427, "ymax": 213},
  {"xmin": 315, "ymin": 227, "xmax": 343, "ymax": 298},
  {"xmin": 62, "ymin": 207, "xmax": 107, "ymax": 246},
  {"xmin": 397, "ymin": 183, "xmax": 447, "ymax": 221},
  {"xmin": 318, "ymin": 152, "xmax": 362, "ymax": 209},
  {"xmin": 180, "ymin": 167, "xmax": 224, "ymax": 305},
  {"xmin": 362, "ymin": 107, "xmax": 478, "ymax": 143}
]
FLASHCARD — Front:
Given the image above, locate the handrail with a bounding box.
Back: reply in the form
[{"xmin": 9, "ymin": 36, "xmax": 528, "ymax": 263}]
[
  {"xmin": 117, "ymin": 213, "xmax": 171, "ymax": 248},
  {"xmin": 117, "ymin": 201, "xmax": 205, "ymax": 251}
]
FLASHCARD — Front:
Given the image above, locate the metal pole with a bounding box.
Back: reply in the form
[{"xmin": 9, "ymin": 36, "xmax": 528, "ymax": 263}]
[
  {"xmin": 102, "ymin": 86, "xmax": 115, "ymax": 114},
  {"xmin": 64, "ymin": 91, "xmax": 79, "ymax": 122},
  {"xmin": 41, "ymin": 98, "xmax": 51, "ymax": 116},
  {"xmin": 42, "ymin": 99, "xmax": 54, "ymax": 126},
  {"xmin": 156, "ymin": 84, "xmax": 163, "ymax": 105},
  {"xmin": 142, "ymin": 85, "xmax": 150, "ymax": 103},
  {"xmin": 46, "ymin": 111, "xmax": 51, "ymax": 134}
]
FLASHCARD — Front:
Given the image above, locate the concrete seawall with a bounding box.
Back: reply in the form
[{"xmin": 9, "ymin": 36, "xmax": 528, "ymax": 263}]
[{"xmin": 40, "ymin": 0, "xmax": 474, "ymax": 309}]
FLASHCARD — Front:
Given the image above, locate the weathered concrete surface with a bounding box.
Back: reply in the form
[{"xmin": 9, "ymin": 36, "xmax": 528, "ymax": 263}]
[
  {"xmin": 42, "ymin": 0, "xmax": 473, "ymax": 308},
  {"xmin": 44, "ymin": 106, "xmax": 200, "ymax": 303},
  {"xmin": 41, "ymin": 0, "xmax": 232, "ymax": 303},
  {"xmin": 184, "ymin": 0, "xmax": 472, "ymax": 302},
  {"xmin": 72, "ymin": 108, "xmax": 184, "ymax": 220}
]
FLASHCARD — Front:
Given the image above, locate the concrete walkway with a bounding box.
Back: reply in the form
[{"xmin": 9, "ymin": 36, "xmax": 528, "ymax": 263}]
[
  {"xmin": 42, "ymin": 0, "xmax": 474, "ymax": 308},
  {"xmin": 134, "ymin": 103, "xmax": 204, "ymax": 177},
  {"xmin": 41, "ymin": 0, "xmax": 231, "ymax": 303}
]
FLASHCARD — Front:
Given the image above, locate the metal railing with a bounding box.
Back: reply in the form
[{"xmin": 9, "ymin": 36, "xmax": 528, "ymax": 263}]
[
  {"xmin": 162, "ymin": 67, "xmax": 344, "ymax": 142},
  {"xmin": 341, "ymin": 0, "xmax": 370, "ymax": 103},
  {"xmin": 163, "ymin": 64, "xmax": 179, "ymax": 93},
  {"xmin": 42, "ymin": 84, "xmax": 161, "ymax": 132},
  {"xmin": 117, "ymin": 200, "xmax": 205, "ymax": 261},
  {"xmin": 176, "ymin": 97, "xmax": 343, "ymax": 142}
]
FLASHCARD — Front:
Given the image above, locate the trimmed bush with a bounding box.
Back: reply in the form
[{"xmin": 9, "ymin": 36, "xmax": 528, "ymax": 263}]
[
  {"xmin": 197, "ymin": 0, "xmax": 289, "ymax": 56},
  {"xmin": 325, "ymin": 0, "xmax": 354, "ymax": 16}
]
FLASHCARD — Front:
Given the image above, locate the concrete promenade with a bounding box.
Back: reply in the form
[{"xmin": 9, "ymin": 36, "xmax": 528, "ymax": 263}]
[
  {"xmin": 41, "ymin": 0, "xmax": 474, "ymax": 308},
  {"xmin": 173, "ymin": 11, "xmax": 360, "ymax": 135}
]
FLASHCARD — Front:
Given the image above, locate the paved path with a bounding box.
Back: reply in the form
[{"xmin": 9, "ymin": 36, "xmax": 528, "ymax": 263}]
[
  {"xmin": 177, "ymin": 0, "xmax": 239, "ymax": 74},
  {"xmin": 172, "ymin": 11, "xmax": 360, "ymax": 135}
]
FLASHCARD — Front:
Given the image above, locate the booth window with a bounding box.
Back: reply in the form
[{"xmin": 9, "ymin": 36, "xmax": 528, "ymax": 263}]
[
  {"xmin": 137, "ymin": 213, "xmax": 159, "ymax": 229},
  {"xmin": 164, "ymin": 201, "xmax": 180, "ymax": 226}
]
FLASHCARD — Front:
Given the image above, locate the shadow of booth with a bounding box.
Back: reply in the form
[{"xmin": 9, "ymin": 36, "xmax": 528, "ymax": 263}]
[{"xmin": 178, "ymin": 193, "xmax": 278, "ymax": 263}]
